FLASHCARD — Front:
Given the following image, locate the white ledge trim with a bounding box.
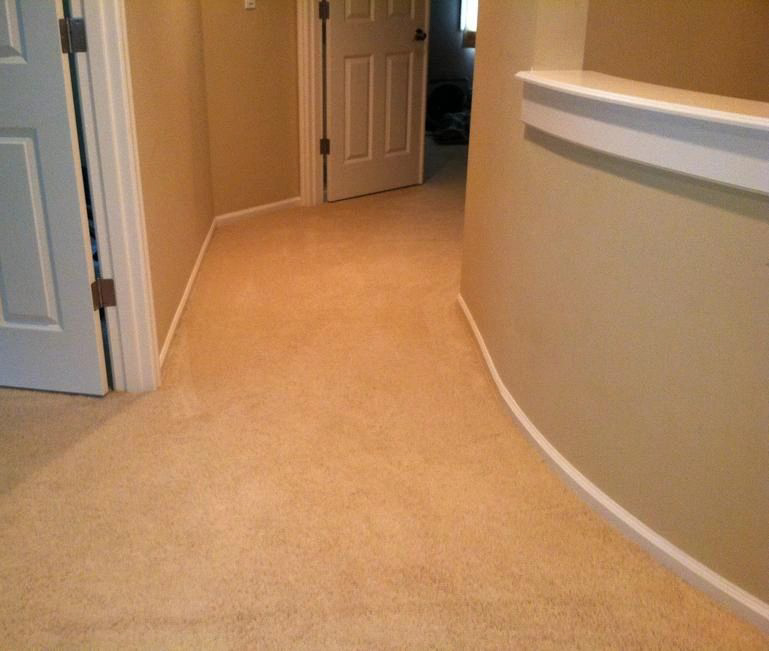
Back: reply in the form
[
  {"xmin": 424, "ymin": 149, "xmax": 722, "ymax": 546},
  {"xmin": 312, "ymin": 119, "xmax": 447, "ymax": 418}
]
[{"xmin": 516, "ymin": 70, "xmax": 769, "ymax": 197}]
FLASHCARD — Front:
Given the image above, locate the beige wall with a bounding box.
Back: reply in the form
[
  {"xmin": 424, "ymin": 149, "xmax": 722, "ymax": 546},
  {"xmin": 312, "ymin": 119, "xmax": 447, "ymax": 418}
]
[
  {"xmin": 584, "ymin": 0, "xmax": 769, "ymax": 103},
  {"xmin": 200, "ymin": 0, "xmax": 300, "ymax": 216},
  {"xmin": 461, "ymin": 0, "xmax": 769, "ymax": 603},
  {"xmin": 125, "ymin": 0, "xmax": 214, "ymax": 347}
]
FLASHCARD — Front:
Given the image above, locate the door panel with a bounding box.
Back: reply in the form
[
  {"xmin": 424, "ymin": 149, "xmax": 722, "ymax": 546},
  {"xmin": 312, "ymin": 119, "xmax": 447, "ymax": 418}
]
[
  {"xmin": 344, "ymin": 55, "xmax": 373, "ymax": 161},
  {"xmin": 327, "ymin": 0, "xmax": 427, "ymax": 201},
  {"xmin": 0, "ymin": 1, "xmax": 108, "ymax": 395},
  {"xmin": 0, "ymin": 133, "xmax": 59, "ymax": 326},
  {"xmin": 0, "ymin": 0, "xmax": 25, "ymax": 62},
  {"xmin": 345, "ymin": 0, "xmax": 374, "ymax": 22},
  {"xmin": 384, "ymin": 52, "xmax": 412, "ymax": 155}
]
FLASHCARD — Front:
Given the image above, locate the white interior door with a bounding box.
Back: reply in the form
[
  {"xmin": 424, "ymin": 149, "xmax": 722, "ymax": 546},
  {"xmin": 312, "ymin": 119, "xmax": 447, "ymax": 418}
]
[
  {"xmin": 326, "ymin": 0, "xmax": 428, "ymax": 202},
  {"xmin": 0, "ymin": 1, "xmax": 108, "ymax": 395}
]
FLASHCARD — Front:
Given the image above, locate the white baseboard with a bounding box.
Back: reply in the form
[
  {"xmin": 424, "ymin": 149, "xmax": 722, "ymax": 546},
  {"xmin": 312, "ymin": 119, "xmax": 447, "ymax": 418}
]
[
  {"xmin": 158, "ymin": 219, "xmax": 216, "ymax": 368},
  {"xmin": 214, "ymin": 196, "xmax": 302, "ymax": 226},
  {"xmin": 457, "ymin": 293, "xmax": 769, "ymax": 634},
  {"xmin": 159, "ymin": 197, "xmax": 302, "ymax": 369}
]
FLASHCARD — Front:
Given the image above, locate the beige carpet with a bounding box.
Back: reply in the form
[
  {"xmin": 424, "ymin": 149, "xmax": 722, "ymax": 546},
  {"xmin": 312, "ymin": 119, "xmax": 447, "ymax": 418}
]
[{"xmin": 1, "ymin": 145, "xmax": 766, "ymax": 648}]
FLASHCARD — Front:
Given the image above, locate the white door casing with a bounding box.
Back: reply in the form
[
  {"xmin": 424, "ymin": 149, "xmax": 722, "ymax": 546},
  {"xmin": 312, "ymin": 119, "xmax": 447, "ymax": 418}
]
[
  {"xmin": 326, "ymin": 0, "xmax": 428, "ymax": 202},
  {"xmin": 0, "ymin": 0, "xmax": 108, "ymax": 395}
]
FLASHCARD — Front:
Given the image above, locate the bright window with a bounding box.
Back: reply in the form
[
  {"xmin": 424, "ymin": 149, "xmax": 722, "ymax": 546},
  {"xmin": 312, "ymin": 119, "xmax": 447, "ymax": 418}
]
[{"xmin": 461, "ymin": 0, "xmax": 478, "ymax": 32}]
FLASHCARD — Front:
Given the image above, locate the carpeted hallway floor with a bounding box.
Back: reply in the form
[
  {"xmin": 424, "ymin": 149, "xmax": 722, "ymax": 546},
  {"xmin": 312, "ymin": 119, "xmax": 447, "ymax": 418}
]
[{"xmin": 1, "ymin": 145, "xmax": 766, "ymax": 648}]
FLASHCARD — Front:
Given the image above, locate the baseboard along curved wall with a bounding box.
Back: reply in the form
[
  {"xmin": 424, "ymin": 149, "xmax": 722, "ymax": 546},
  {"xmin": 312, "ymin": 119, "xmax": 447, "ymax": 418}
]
[{"xmin": 457, "ymin": 294, "xmax": 769, "ymax": 634}]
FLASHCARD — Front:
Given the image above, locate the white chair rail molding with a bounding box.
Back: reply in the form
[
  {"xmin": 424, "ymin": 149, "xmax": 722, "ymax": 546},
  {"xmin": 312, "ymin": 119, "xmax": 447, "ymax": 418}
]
[{"xmin": 516, "ymin": 70, "xmax": 769, "ymax": 197}]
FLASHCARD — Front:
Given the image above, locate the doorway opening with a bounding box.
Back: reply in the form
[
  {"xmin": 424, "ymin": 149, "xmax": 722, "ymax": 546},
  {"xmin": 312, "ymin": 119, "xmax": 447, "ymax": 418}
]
[
  {"xmin": 63, "ymin": 0, "xmax": 114, "ymax": 390},
  {"xmin": 298, "ymin": 0, "xmax": 478, "ymax": 206},
  {"xmin": 423, "ymin": 0, "xmax": 476, "ymax": 183}
]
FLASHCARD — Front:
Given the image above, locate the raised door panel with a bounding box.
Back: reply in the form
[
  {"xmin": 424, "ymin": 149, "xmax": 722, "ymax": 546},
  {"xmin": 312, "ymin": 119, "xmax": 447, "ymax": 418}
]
[
  {"xmin": 345, "ymin": 0, "xmax": 374, "ymax": 22},
  {"xmin": 0, "ymin": 132, "xmax": 59, "ymax": 326},
  {"xmin": 0, "ymin": 0, "xmax": 25, "ymax": 62},
  {"xmin": 344, "ymin": 55, "xmax": 374, "ymax": 162},
  {"xmin": 387, "ymin": 0, "xmax": 414, "ymax": 19},
  {"xmin": 384, "ymin": 52, "xmax": 412, "ymax": 155}
]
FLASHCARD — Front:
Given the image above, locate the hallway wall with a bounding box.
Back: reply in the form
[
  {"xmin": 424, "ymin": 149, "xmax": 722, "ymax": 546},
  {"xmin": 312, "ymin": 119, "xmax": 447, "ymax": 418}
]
[
  {"xmin": 124, "ymin": 0, "xmax": 214, "ymax": 348},
  {"xmin": 200, "ymin": 0, "xmax": 300, "ymax": 216},
  {"xmin": 584, "ymin": 0, "xmax": 769, "ymax": 103},
  {"xmin": 461, "ymin": 0, "xmax": 769, "ymax": 606}
]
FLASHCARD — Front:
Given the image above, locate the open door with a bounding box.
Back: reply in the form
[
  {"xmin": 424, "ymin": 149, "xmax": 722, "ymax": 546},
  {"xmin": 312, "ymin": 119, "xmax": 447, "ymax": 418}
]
[
  {"xmin": 326, "ymin": 0, "xmax": 428, "ymax": 202},
  {"xmin": 0, "ymin": 1, "xmax": 108, "ymax": 395}
]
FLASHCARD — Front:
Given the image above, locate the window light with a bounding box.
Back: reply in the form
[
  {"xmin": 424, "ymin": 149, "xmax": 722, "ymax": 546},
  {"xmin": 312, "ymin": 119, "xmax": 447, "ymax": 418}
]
[{"xmin": 461, "ymin": 0, "xmax": 479, "ymax": 33}]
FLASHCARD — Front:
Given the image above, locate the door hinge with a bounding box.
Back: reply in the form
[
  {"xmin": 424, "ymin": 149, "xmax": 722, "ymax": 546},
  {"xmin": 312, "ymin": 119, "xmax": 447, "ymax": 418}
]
[
  {"xmin": 91, "ymin": 278, "xmax": 116, "ymax": 310},
  {"xmin": 319, "ymin": 0, "xmax": 330, "ymax": 20},
  {"xmin": 59, "ymin": 17, "xmax": 87, "ymax": 54},
  {"xmin": 320, "ymin": 137, "xmax": 331, "ymax": 155}
]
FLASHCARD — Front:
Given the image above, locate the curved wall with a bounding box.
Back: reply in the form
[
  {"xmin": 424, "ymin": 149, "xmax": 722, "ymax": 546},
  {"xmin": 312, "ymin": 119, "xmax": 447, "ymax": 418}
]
[{"xmin": 461, "ymin": 0, "xmax": 769, "ymax": 614}]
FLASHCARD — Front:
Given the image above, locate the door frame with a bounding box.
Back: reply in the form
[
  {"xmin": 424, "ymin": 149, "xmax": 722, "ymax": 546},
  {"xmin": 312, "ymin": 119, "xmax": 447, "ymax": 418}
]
[
  {"xmin": 296, "ymin": 0, "xmax": 430, "ymax": 207},
  {"xmin": 68, "ymin": 0, "xmax": 160, "ymax": 391},
  {"xmin": 296, "ymin": 0, "xmax": 325, "ymax": 206}
]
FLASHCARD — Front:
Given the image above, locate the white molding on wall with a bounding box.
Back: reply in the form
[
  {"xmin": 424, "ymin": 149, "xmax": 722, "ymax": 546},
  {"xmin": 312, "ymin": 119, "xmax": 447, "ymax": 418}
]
[
  {"xmin": 158, "ymin": 196, "xmax": 302, "ymax": 368},
  {"xmin": 73, "ymin": 0, "xmax": 160, "ymax": 391},
  {"xmin": 158, "ymin": 219, "xmax": 215, "ymax": 368},
  {"xmin": 457, "ymin": 293, "xmax": 769, "ymax": 634},
  {"xmin": 516, "ymin": 70, "xmax": 769, "ymax": 197},
  {"xmin": 214, "ymin": 197, "xmax": 302, "ymax": 226},
  {"xmin": 296, "ymin": 0, "xmax": 324, "ymax": 207}
]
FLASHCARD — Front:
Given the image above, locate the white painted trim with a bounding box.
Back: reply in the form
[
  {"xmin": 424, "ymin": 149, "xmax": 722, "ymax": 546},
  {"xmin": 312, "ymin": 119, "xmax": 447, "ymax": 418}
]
[
  {"xmin": 516, "ymin": 70, "xmax": 769, "ymax": 197},
  {"xmin": 516, "ymin": 70, "xmax": 769, "ymax": 131},
  {"xmin": 72, "ymin": 0, "xmax": 160, "ymax": 391},
  {"xmin": 416, "ymin": 2, "xmax": 430, "ymax": 185},
  {"xmin": 158, "ymin": 196, "xmax": 302, "ymax": 366},
  {"xmin": 214, "ymin": 197, "xmax": 302, "ymax": 226},
  {"xmin": 457, "ymin": 293, "xmax": 769, "ymax": 634},
  {"xmin": 296, "ymin": 0, "xmax": 324, "ymax": 207},
  {"xmin": 157, "ymin": 219, "xmax": 215, "ymax": 368}
]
